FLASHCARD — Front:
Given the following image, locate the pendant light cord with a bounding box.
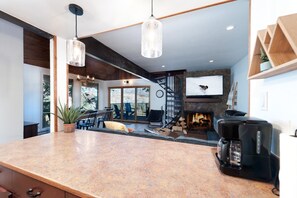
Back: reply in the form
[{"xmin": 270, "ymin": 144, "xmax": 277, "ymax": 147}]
[
  {"xmin": 151, "ymin": 0, "xmax": 154, "ymax": 17},
  {"xmin": 75, "ymin": 13, "xmax": 78, "ymax": 38}
]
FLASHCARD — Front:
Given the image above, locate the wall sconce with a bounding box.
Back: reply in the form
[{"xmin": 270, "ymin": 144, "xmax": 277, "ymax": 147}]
[{"xmin": 123, "ymin": 80, "xmax": 129, "ymax": 84}]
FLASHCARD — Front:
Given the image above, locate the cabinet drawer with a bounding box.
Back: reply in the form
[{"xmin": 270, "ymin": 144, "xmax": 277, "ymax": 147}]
[
  {"xmin": 12, "ymin": 172, "xmax": 64, "ymax": 198},
  {"xmin": 0, "ymin": 165, "xmax": 13, "ymax": 191},
  {"xmin": 66, "ymin": 192, "xmax": 81, "ymax": 198}
]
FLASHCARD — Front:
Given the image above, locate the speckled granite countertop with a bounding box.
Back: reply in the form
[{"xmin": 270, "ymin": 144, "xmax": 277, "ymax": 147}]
[{"xmin": 0, "ymin": 130, "xmax": 273, "ymax": 197}]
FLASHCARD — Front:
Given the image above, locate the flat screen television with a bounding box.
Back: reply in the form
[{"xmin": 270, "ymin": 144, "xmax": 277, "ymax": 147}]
[{"xmin": 186, "ymin": 75, "xmax": 223, "ymax": 97}]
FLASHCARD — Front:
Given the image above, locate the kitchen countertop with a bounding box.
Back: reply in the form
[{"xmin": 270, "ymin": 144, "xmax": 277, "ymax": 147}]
[{"xmin": 0, "ymin": 130, "xmax": 273, "ymax": 197}]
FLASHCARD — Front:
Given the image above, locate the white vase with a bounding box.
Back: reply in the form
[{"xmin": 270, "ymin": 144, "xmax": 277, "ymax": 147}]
[{"xmin": 260, "ymin": 61, "xmax": 272, "ymax": 71}]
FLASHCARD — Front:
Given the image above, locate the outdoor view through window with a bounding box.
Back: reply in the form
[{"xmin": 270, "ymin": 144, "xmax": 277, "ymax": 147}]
[{"xmin": 109, "ymin": 87, "xmax": 150, "ymax": 122}]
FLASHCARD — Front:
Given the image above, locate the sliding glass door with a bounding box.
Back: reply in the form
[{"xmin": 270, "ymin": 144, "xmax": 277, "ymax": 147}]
[
  {"xmin": 109, "ymin": 86, "xmax": 150, "ymax": 122},
  {"xmin": 123, "ymin": 88, "xmax": 136, "ymax": 121},
  {"xmin": 136, "ymin": 87, "xmax": 150, "ymax": 121}
]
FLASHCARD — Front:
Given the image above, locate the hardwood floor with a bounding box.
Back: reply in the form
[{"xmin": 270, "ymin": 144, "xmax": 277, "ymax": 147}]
[{"xmin": 186, "ymin": 130, "xmax": 208, "ymax": 140}]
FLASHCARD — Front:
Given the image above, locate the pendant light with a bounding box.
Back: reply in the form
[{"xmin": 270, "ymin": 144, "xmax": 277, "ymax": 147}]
[
  {"xmin": 66, "ymin": 4, "xmax": 85, "ymax": 67},
  {"xmin": 141, "ymin": 0, "xmax": 162, "ymax": 58}
]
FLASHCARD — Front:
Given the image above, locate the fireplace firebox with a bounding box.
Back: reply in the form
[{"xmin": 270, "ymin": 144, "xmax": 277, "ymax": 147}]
[{"xmin": 186, "ymin": 112, "xmax": 213, "ymax": 131}]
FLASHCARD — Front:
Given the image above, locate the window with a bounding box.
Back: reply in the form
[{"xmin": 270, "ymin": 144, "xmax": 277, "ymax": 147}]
[
  {"xmin": 109, "ymin": 86, "xmax": 150, "ymax": 122},
  {"xmin": 42, "ymin": 76, "xmax": 75, "ymax": 128},
  {"xmin": 42, "ymin": 75, "xmax": 50, "ymax": 128},
  {"xmin": 81, "ymin": 83, "xmax": 98, "ymax": 111},
  {"xmin": 68, "ymin": 79, "xmax": 73, "ymax": 107}
]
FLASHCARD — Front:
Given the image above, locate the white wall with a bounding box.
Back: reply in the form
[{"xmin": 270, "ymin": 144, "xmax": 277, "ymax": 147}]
[
  {"xmin": 250, "ymin": 0, "xmax": 297, "ymax": 156},
  {"xmin": 100, "ymin": 79, "xmax": 166, "ymax": 110},
  {"xmin": 231, "ymin": 55, "xmax": 249, "ymax": 112},
  {"xmin": 23, "ymin": 64, "xmax": 50, "ymax": 130},
  {"xmin": 0, "ymin": 19, "xmax": 23, "ymax": 144}
]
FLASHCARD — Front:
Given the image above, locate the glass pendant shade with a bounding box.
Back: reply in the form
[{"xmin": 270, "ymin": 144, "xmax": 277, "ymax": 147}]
[
  {"xmin": 66, "ymin": 37, "xmax": 85, "ymax": 67},
  {"xmin": 141, "ymin": 16, "xmax": 162, "ymax": 58}
]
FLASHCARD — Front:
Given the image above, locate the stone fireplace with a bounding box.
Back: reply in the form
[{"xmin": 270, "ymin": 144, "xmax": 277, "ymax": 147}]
[
  {"xmin": 186, "ymin": 112, "xmax": 213, "ymax": 131},
  {"xmin": 182, "ymin": 69, "xmax": 231, "ymax": 119}
]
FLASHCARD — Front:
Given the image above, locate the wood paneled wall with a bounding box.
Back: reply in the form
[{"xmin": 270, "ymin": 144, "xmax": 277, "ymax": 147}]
[{"xmin": 24, "ymin": 30, "xmax": 50, "ymax": 69}]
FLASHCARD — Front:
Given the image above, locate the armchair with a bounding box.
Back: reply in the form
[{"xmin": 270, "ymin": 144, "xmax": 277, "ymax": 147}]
[
  {"xmin": 124, "ymin": 103, "xmax": 135, "ymax": 119},
  {"xmin": 146, "ymin": 109, "xmax": 164, "ymax": 127}
]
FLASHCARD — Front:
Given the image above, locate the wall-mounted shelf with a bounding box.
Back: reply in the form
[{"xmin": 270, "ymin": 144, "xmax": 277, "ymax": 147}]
[
  {"xmin": 248, "ymin": 13, "xmax": 297, "ymax": 79},
  {"xmin": 184, "ymin": 98, "xmax": 221, "ymax": 103}
]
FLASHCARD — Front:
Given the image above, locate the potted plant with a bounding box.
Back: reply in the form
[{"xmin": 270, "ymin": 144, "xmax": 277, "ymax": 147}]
[
  {"xmin": 260, "ymin": 48, "xmax": 272, "ymax": 71},
  {"xmin": 56, "ymin": 101, "xmax": 84, "ymax": 133}
]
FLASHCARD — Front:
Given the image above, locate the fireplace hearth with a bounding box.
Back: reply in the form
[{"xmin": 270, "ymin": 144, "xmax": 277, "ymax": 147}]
[{"xmin": 186, "ymin": 112, "xmax": 213, "ymax": 131}]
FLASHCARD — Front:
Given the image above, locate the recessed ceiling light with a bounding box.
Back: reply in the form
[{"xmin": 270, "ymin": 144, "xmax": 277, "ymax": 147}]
[
  {"xmin": 226, "ymin": 25, "xmax": 235, "ymax": 31},
  {"xmin": 209, "ymin": 60, "xmax": 214, "ymax": 63},
  {"xmin": 162, "ymin": 65, "xmax": 165, "ymax": 68}
]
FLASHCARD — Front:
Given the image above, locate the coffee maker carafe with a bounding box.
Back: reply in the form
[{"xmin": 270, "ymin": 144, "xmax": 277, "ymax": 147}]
[
  {"xmin": 215, "ymin": 117, "xmax": 272, "ymax": 181},
  {"xmin": 217, "ymin": 138, "xmax": 241, "ymax": 166}
]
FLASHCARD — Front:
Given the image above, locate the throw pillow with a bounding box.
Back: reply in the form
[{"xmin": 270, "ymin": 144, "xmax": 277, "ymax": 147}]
[{"xmin": 104, "ymin": 121, "xmax": 129, "ymax": 132}]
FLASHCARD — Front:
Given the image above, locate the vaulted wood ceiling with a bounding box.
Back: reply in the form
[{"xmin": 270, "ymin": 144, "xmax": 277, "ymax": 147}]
[
  {"xmin": 69, "ymin": 56, "xmax": 138, "ymax": 80},
  {"xmin": 23, "ymin": 30, "xmax": 139, "ymax": 80}
]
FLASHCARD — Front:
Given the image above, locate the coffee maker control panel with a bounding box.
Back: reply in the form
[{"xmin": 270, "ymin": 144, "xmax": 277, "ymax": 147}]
[{"xmin": 256, "ymin": 130, "xmax": 261, "ymax": 154}]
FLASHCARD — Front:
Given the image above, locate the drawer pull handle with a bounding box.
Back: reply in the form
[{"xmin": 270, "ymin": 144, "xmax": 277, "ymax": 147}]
[{"xmin": 26, "ymin": 188, "xmax": 42, "ymax": 197}]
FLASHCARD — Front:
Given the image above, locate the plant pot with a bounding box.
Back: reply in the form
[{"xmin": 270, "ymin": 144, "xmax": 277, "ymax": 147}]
[
  {"xmin": 64, "ymin": 123, "xmax": 76, "ymax": 133},
  {"xmin": 260, "ymin": 61, "xmax": 272, "ymax": 72}
]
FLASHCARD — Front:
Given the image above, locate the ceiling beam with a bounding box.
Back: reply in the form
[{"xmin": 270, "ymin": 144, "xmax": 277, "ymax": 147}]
[
  {"xmin": 81, "ymin": 37, "xmax": 155, "ymax": 82},
  {"xmin": 0, "ymin": 10, "xmax": 53, "ymax": 39},
  {"xmin": 69, "ymin": 55, "xmax": 139, "ymax": 81}
]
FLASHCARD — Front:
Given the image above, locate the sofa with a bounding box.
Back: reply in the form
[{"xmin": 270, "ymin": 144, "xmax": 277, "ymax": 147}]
[{"xmin": 88, "ymin": 127, "xmax": 218, "ymax": 147}]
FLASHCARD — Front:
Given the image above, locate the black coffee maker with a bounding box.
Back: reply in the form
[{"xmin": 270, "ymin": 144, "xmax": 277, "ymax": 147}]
[{"xmin": 215, "ymin": 117, "xmax": 272, "ymax": 181}]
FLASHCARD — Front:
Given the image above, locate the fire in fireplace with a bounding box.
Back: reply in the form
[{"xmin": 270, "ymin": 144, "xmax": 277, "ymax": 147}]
[{"xmin": 186, "ymin": 112, "xmax": 213, "ymax": 131}]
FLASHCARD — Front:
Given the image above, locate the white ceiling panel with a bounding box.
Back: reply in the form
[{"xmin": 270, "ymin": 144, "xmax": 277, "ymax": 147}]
[
  {"xmin": 93, "ymin": 0, "xmax": 249, "ymax": 72},
  {"xmin": 0, "ymin": 0, "xmax": 231, "ymax": 39}
]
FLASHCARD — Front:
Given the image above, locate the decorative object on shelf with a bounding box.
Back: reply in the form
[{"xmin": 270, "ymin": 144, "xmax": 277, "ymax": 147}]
[
  {"xmin": 141, "ymin": 0, "xmax": 162, "ymax": 58},
  {"xmin": 156, "ymin": 89, "xmax": 164, "ymax": 98},
  {"xmin": 66, "ymin": 4, "xmax": 85, "ymax": 67},
  {"xmin": 54, "ymin": 101, "xmax": 84, "ymax": 133},
  {"xmin": 260, "ymin": 48, "xmax": 272, "ymax": 72}
]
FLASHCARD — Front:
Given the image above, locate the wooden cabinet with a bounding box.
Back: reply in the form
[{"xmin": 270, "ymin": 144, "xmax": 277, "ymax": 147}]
[
  {"xmin": 0, "ymin": 165, "xmax": 13, "ymax": 191},
  {"xmin": 65, "ymin": 192, "xmax": 80, "ymax": 198},
  {"xmin": 249, "ymin": 13, "xmax": 297, "ymax": 79},
  {"xmin": 24, "ymin": 122, "xmax": 38, "ymax": 139},
  {"xmin": 12, "ymin": 171, "xmax": 64, "ymax": 198},
  {"xmin": 0, "ymin": 165, "xmax": 81, "ymax": 198}
]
